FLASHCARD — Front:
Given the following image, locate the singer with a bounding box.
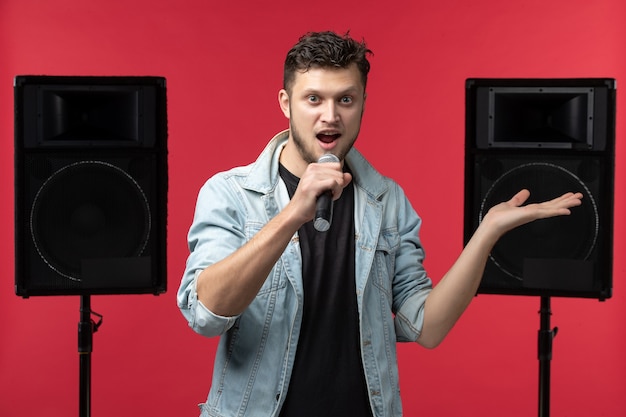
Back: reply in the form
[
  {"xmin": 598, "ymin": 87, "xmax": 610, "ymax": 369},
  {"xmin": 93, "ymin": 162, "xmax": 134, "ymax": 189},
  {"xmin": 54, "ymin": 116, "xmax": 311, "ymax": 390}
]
[{"xmin": 178, "ymin": 31, "xmax": 582, "ymax": 417}]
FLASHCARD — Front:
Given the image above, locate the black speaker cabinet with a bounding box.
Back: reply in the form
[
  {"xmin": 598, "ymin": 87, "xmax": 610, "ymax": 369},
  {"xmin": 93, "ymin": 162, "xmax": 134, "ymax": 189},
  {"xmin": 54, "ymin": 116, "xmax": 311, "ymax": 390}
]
[
  {"xmin": 464, "ymin": 78, "xmax": 615, "ymax": 300},
  {"xmin": 14, "ymin": 76, "xmax": 168, "ymax": 297}
]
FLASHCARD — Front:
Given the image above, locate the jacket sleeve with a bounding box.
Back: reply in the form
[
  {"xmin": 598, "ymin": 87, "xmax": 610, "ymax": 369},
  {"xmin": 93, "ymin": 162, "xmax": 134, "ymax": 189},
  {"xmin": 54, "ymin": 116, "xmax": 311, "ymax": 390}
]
[
  {"xmin": 389, "ymin": 182, "xmax": 433, "ymax": 342},
  {"xmin": 177, "ymin": 173, "xmax": 245, "ymax": 337}
]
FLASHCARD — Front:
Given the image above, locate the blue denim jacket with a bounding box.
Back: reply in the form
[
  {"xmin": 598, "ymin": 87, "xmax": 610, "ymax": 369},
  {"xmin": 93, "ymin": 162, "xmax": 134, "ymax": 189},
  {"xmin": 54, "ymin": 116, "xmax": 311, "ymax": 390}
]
[{"xmin": 178, "ymin": 130, "xmax": 432, "ymax": 417}]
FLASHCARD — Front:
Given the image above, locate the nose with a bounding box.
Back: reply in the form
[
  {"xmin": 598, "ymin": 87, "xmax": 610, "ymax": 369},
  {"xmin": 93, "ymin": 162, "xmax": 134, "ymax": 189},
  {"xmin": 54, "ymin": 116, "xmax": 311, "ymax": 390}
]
[{"xmin": 320, "ymin": 101, "xmax": 339, "ymax": 123}]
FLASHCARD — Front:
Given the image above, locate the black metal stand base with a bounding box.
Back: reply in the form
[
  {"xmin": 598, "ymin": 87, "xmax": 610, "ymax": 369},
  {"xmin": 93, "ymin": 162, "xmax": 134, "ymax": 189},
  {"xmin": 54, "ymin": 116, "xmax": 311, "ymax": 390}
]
[{"xmin": 538, "ymin": 296, "xmax": 557, "ymax": 417}]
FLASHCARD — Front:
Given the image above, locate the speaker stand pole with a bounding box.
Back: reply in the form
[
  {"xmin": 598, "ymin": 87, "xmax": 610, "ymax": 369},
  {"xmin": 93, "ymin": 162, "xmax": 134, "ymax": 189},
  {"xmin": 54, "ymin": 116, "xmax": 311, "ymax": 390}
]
[
  {"xmin": 78, "ymin": 295, "xmax": 102, "ymax": 417},
  {"xmin": 538, "ymin": 296, "xmax": 557, "ymax": 417}
]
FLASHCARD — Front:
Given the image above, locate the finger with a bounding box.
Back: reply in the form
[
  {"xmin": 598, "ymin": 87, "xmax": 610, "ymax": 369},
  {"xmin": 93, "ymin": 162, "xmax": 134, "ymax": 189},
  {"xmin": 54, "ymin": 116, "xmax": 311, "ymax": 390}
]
[
  {"xmin": 547, "ymin": 192, "xmax": 583, "ymax": 207},
  {"xmin": 509, "ymin": 189, "xmax": 530, "ymax": 207},
  {"xmin": 532, "ymin": 193, "xmax": 583, "ymax": 218}
]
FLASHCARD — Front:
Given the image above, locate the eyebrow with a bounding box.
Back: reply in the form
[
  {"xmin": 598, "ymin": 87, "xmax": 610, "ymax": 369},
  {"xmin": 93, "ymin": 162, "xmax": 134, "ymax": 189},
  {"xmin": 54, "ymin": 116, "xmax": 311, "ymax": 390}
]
[{"xmin": 301, "ymin": 86, "xmax": 362, "ymax": 97}]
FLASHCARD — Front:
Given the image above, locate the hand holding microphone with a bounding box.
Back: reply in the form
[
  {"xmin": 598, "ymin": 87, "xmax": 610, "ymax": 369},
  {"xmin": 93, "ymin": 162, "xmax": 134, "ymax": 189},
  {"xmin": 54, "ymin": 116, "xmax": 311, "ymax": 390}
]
[{"xmin": 313, "ymin": 153, "xmax": 340, "ymax": 232}]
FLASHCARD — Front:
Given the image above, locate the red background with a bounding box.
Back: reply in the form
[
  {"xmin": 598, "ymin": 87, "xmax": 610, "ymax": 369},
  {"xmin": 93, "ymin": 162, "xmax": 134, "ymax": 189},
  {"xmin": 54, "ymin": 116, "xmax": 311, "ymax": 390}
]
[{"xmin": 1, "ymin": 0, "xmax": 624, "ymax": 416}]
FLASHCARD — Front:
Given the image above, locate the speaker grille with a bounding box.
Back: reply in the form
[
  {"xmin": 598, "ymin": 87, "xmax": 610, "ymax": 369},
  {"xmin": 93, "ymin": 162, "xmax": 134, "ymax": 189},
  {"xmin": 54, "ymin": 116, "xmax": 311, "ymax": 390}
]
[
  {"xmin": 30, "ymin": 160, "xmax": 151, "ymax": 282},
  {"xmin": 479, "ymin": 162, "xmax": 598, "ymax": 281}
]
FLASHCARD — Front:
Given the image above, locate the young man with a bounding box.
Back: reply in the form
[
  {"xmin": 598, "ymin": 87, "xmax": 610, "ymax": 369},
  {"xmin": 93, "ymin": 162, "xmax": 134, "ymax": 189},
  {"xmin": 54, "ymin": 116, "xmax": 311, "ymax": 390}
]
[{"xmin": 178, "ymin": 31, "xmax": 582, "ymax": 417}]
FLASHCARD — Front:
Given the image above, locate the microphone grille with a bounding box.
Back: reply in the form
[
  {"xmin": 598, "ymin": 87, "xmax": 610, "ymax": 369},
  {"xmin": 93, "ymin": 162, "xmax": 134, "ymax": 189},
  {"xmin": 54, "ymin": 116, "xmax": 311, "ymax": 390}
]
[{"xmin": 317, "ymin": 153, "xmax": 340, "ymax": 164}]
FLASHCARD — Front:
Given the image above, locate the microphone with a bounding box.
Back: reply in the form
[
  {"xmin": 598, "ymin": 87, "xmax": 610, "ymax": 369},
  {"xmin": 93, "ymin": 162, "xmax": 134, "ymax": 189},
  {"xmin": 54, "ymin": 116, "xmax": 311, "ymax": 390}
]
[{"xmin": 313, "ymin": 153, "xmax": 340, "ymax": 232}]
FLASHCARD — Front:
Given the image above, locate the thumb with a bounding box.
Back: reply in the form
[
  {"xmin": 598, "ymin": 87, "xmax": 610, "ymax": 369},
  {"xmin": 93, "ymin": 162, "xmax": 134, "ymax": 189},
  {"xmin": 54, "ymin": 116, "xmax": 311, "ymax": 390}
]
[
  {"xmin": 509, "ymin": 189, "xmax": 530, "ymax": 207},
  {"xmin": 342, "ymin": 172, "xmax": 353, "ymax": 188}
]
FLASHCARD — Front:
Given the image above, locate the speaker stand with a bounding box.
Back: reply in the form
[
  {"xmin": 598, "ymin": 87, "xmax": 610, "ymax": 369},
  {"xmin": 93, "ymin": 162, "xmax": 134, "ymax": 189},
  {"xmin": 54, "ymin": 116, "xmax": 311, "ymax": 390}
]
[
  {"xmin": 538, "ymin": 296, "xmax": 557, "ymax": 417},
  {"xmin": 78, "ymin": 295, "xmax": 103, "ymax": 417}
]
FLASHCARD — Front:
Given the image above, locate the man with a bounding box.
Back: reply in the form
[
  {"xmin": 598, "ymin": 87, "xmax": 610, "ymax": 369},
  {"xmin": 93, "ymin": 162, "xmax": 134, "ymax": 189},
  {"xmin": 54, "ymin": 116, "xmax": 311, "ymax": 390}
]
[{"xmin": 177, "ymin": 31, "xmax": 582, "ymax": 417}]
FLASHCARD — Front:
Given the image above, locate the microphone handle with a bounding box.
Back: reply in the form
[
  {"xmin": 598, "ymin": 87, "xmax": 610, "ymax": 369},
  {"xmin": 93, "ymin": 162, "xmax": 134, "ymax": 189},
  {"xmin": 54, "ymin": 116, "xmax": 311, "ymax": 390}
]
[
  {"xmin": 313, "ymin": 153, "xmax": 339, "ymax": 232},
  {"xmin": 314, "ymin": 191, "xmax": 333, "ymax": 232}
]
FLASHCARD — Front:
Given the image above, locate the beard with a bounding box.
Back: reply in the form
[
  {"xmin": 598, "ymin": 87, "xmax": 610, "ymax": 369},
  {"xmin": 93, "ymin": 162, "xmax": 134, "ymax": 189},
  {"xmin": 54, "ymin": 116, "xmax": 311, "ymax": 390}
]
[{"xmin": 290, "ymin": 122, "xmax": 323, "ymax": 164}]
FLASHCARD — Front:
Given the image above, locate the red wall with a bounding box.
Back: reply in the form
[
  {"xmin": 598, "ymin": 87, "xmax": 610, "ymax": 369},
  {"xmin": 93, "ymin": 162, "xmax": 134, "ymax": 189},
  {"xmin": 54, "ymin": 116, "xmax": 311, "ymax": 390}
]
[{"xmin": 1, "ymin": 1, "xmax": 624, "ymax": 416}]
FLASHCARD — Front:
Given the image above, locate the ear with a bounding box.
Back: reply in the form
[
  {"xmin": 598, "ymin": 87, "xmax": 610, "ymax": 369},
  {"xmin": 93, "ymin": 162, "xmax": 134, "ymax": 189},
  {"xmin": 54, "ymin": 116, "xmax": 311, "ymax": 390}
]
[{"xmin": 278, "ymin": 89, "xmax": 290, "ymax": 119}]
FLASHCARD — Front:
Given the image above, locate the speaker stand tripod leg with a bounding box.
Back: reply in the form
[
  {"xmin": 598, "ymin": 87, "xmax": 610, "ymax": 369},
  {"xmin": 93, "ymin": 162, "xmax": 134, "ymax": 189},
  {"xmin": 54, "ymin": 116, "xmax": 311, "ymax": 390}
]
[
  {"xmin": 538, "ymin": 296, "xmax": 558, "ymax": 417},
  {"xmin": 78, "ymin": 295, "xmax": 102, "ymax": 417}
]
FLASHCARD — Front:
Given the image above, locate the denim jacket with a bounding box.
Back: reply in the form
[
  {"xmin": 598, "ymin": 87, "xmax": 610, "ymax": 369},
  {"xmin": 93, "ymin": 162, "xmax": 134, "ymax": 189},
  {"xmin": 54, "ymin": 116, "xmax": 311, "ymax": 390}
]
[{"xmin": 178, "ymin": 130, "xmax": 432, "ymax": 417}]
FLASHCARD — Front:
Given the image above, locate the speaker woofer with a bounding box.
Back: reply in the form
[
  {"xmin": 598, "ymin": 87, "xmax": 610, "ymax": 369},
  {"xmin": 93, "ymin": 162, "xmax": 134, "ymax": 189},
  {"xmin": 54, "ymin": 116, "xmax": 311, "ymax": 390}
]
[
  {"xmin": 30, "ymin": 160, "xmax": 151, "ymax": 282},
  {"xmin": 480, "ymin": 162, "xmax": 598, "ymax": 281}
]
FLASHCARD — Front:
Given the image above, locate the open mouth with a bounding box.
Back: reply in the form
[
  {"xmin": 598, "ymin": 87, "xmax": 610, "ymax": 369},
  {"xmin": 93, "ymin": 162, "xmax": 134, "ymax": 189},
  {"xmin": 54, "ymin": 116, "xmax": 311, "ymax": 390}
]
[{"xmin": 316, "ymin": 133, "xmax": 341, "ymax": 143}]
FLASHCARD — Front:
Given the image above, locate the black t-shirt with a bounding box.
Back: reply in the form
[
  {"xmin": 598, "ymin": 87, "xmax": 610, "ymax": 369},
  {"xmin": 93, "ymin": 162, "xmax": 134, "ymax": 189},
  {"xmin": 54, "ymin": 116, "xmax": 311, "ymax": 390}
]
[{"xmin": 278, "ymin": 163, "xmax": 373, "ymax": 417}]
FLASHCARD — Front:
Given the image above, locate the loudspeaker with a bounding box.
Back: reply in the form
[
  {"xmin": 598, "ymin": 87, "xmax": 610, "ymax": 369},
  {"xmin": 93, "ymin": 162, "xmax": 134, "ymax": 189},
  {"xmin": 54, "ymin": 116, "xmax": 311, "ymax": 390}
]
[
  {"xmin": 14, "ymin": 76, "xmax": 168, "ymax": 297},
  {"xmin": 464, "ymin": 78, "xmax": 615, "ymax": 300}
]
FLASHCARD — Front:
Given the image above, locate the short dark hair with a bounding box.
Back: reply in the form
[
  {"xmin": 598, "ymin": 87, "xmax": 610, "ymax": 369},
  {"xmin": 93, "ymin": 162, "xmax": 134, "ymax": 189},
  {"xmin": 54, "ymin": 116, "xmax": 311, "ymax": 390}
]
[{"xmin": 283, "ymin": 31, "xmax": 372, "ymax": 94}]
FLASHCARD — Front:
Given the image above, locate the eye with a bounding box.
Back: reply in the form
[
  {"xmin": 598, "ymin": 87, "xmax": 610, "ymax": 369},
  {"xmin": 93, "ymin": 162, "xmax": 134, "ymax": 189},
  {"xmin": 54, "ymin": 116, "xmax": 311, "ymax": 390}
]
[
  {"xmin": 307, "ymin": 95, "xmax": 319, "ymax": 103},
  {"xmin": 340, "ymin": 96, "xmax": 353, "ymax": 104}
]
